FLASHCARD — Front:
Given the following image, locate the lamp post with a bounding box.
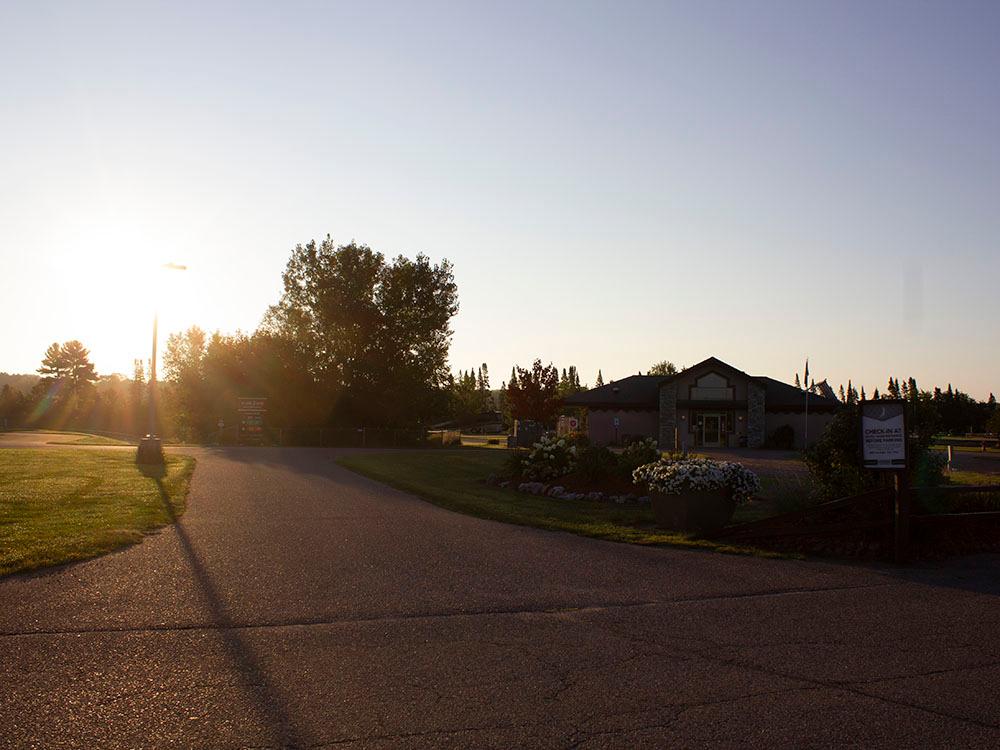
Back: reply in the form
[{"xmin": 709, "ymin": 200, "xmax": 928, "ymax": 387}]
[{"xmin": 136, "ymin": 262, "xmax": 187, "ymax": 465}]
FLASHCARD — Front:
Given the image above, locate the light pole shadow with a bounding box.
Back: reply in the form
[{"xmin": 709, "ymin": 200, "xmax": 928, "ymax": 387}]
[{"xmin": 153, "ymin": 478, "xmax": 305, "ymax": 746}]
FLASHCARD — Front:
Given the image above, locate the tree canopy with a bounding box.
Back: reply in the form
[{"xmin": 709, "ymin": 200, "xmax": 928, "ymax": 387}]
[
  {"xmin": 648, "ymin": 360, "xmax": 678, "ymax": 376},
  {"xmin": 262, "ymin": 236, "xmax": 458, "ymax": 426}
]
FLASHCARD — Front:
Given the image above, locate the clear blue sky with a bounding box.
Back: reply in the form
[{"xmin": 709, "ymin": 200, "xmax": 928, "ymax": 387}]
[{"xmin": 1, "ymin": 1, "xmax": 998, "ymax": 398}]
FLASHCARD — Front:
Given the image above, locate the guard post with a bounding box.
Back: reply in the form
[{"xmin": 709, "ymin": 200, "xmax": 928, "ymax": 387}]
[{"xmin": 859, "ymin": 400, "xmax": 910, "ymax": 563}]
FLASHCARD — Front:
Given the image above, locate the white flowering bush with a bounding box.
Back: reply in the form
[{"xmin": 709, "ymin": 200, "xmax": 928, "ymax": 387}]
[
  {"xmin": 521, "ymin": 433, "xmax": 578, "ymax": 481},
  {"xmin": 632, "ymin": 457, "xmax": 761, "ymax": 504}
]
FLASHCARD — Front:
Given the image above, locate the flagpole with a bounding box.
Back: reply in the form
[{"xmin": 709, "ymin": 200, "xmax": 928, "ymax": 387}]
[
  {"xmin": 803, "ymin": 358, "xmax": 810, "ymax": 448},
  {"xmin": 805, "ymin": 381, "xmax": 809, "ymax": 446}
]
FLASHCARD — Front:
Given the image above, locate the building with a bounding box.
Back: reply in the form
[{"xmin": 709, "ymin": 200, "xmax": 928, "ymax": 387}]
[{"xmin": 563, "ymin": 356, "xmax": 839, "ymax": 450}]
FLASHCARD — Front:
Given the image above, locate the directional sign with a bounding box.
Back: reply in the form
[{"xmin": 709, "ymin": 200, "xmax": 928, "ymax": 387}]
[{"xmin": 860, "ymin": 400, "xmax": 907, "ymax": 470}]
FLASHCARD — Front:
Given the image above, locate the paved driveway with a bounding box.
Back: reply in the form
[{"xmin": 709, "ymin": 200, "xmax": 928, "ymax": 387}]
[{"xmin": 1, "ymin": 446, "xmax": 998, "ymax": 748}]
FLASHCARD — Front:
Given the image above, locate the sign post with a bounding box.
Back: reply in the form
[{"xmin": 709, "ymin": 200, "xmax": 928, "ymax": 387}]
[
  {"xmin": 238, "ymin": 397, "xmax": 267, "ymax": 444},
  {"xmin": 859, "ymin": 400, "xmax": 909, "ymax": 563}
]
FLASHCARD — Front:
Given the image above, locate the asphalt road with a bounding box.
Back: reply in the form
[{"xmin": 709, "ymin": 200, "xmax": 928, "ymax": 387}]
[{"xmin": 1, "ymin": 443, "xmax": 999, "ymax": 748}]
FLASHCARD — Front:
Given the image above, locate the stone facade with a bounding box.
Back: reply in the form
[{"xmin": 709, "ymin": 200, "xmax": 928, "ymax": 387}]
[
  {"xmin": 747, "ymin": 381, "xmax": 766, "ymax": 448},
  {"xmin": 657, "ymin": 382, "xmax": 678, "ymax": 449}
]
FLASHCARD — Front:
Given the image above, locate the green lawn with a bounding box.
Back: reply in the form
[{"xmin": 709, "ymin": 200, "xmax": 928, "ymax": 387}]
[
  {"xmin": 0, "ymin": 448, "xmax": 196, "ymax": 576},
  {"xmin": 945, "ymin": 470, "xmax": 1000, "ymax": 487},
  {"xmin": 336, "ymin": 449, "xmax": 779, "ymax": 556}
]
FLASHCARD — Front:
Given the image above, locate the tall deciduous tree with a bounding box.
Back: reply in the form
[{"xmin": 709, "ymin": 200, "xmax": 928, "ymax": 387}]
[
  {"xmin": 263, "ymin": 236, "xmax": 458, "ymax": 425},
  {"xmin": 506, "ymin": 360, "xmax": 561, "ymax": 425},
  {"xmin": 648, "ymin": 360, "xmax": 678, "ymax": 376}
]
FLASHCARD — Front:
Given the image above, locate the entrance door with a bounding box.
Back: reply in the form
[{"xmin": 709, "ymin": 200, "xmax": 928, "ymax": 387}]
[{"xmin": 702, "ymin": 414, "xmax": 722, "ymax": 447}]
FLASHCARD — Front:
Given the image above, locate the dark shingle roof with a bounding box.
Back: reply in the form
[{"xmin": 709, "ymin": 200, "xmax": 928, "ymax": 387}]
[
  {"xmin": 564, "ymin": 375, "xmax": 667, "ymax": 409},
  {"xmin": 756, "ymin": 377, "xmax": 840, "ymax": 409}
]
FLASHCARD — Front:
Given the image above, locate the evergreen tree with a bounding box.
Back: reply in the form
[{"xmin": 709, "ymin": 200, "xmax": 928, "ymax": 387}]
[
  {"xmin": 595, "ymin": 370, "xmax": 604, "ymax": 387},
  {"xmin": 872, "ymin": 387, "xmax": 881, "ymax": 400},
  {"xmin": 38, "ymin": 343, "xmax": 66, "ymax": 379},
  {"xmin": 887, "ymin": 377, "xmax": 900, "ymax": 399},
  {"xmin": 861, "ymin": 386, "xmax": 866, "ymax": 401},
  {"xmin": 838, "ymin": 384, "xmax": 846, "ymax": 402},
  {"xmin": 794, "ymin": 373, "xmax": 801, "ymax": 389}
]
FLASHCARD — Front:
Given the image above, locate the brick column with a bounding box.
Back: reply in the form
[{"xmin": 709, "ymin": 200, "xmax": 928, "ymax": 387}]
[{"xmin": 658, "ymin": 382, "xmax": 677, "ymax": 448}]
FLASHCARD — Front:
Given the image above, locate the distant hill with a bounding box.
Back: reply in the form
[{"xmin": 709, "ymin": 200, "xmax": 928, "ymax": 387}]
[{"xmin": 0, "ymin": 372, "xmax": 40, "ymax": 394}]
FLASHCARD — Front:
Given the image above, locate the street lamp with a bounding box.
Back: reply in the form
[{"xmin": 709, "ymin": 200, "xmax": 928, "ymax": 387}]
[{"xmin": 136, "ymin": 262, "xmax": 188, "ymax": 465}]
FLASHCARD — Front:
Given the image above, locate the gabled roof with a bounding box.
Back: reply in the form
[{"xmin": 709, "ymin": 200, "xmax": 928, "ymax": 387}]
[
  {"xmin": 564, "ymin": 375, "xmax": 667, "ymax": 409},
  {"xmin": 685, "ymin": 356, "xmax": 752, "ymax": 380},
  {"xmin": 564, "ymin": 356, "xmax": 842, "ymax": 411}
]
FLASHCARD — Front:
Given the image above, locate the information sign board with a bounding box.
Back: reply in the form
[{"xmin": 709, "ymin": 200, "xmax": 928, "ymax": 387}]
[
  {"xmin": 238, "ymin": 397, "xmax": 267, "ymax": 413},
  {"xmin": 860, "ymin": 400, "xmax": 907, "ymax": 470}
]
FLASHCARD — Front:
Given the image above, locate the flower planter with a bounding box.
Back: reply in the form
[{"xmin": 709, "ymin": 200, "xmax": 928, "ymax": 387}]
[{"xmin": 650, "ymin": 489, "xmax": 735, "ymax": 533}]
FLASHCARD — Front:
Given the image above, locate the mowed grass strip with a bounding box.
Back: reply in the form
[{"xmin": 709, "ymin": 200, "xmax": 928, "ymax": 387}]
[
  {"xmin": 0, "ymin": 448, "xmax": 196, "ymax": 576},
  {"xmin": 337, "ymin": 450, "xmax": 779, "ymax": 556}
]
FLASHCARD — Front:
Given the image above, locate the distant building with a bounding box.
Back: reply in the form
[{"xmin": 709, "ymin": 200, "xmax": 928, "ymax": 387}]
[{"xmin": 564, "ymin": 356, "xmax": 839, "ymax": 449}]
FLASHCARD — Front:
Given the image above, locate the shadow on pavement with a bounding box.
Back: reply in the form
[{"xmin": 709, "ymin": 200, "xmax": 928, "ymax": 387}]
[
  {"xmin": 153, "ymin": 478, "xmax": 304, "ymax": 746},
  {"xmin": 196, "ymin": 444, "xmax": 406, "ymax": 482}
]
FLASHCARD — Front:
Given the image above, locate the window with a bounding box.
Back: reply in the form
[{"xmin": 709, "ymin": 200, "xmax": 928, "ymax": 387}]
[{"xmin": 690, "ymin": 373, "xmax": 734, "ymax": 401}]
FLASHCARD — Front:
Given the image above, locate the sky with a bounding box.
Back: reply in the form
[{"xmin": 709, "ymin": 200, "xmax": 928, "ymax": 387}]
[{"xmin": 1, "ymin": 1, "xmax": 998, "ymax": 398}]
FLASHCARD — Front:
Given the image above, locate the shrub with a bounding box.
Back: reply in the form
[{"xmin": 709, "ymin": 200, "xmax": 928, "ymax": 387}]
[
  {"xmin": 503, "ymin": 449, "xmax": 527, "ymax": 479},
  {"xmin": 633, "ymin": 457, "xmax": 761, "ymax": 504},
  {"xmin": 617, "ymin": 437, "xmax": 661, "ymax": 478},
  {"xmin": 915, "ymin": 450, "xmax": 947, "ymax": 487},
  {"xmin": 575, "ymin": 444, "xmax": 619, "ymax": 483},
  {"xmin": 520, "ymin": 433, "xmax": 577, "ymax": 481}
]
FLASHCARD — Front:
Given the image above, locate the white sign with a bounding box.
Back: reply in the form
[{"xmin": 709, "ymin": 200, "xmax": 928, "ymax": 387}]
[{"xmin": 860, "ymin": 402, "xmax": 907, "ymax": 469}]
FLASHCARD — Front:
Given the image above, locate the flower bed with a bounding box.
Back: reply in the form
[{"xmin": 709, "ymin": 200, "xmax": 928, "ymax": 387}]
[{"xmin": 632, "ymin": 457, "xmax": 761, "ymax": 504}]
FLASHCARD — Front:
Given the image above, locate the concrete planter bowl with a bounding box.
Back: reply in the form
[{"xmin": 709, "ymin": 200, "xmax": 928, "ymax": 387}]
[{"xmin": 650, "ymin": 488, "xmax": 736, "ymax": 534}]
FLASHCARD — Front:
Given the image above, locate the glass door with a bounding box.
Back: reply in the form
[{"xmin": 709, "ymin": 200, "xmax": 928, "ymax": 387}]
[{"xmin": 703, "ymin": 414, "xmax": 721, "ymax": 447}]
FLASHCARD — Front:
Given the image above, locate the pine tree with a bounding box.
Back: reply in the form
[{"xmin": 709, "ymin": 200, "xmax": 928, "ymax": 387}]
[
  {"xmin": 861, "ymin": 387, "xmax": 867, "ymax": 401},
  {"xmin": 838, "ymin": 384, "xmax": 846, "ymax": 402},
  {"xmin": 38, "ymin": 343, "xmax": 66, "ymax": 379},
  {"xmin": 887, "ymin": 377, "xmax": 899, "ymax": 399},
  {"xmin": 872, "ymin": 387, "xmax": 881, "ymax": 400},
  {"xmin": 794, "ymin": 373, "xmax": 801, "ymax": 389},
  {"xmin": 596, "ymin": 370, "xmax": 604, "ymax": 387}
]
